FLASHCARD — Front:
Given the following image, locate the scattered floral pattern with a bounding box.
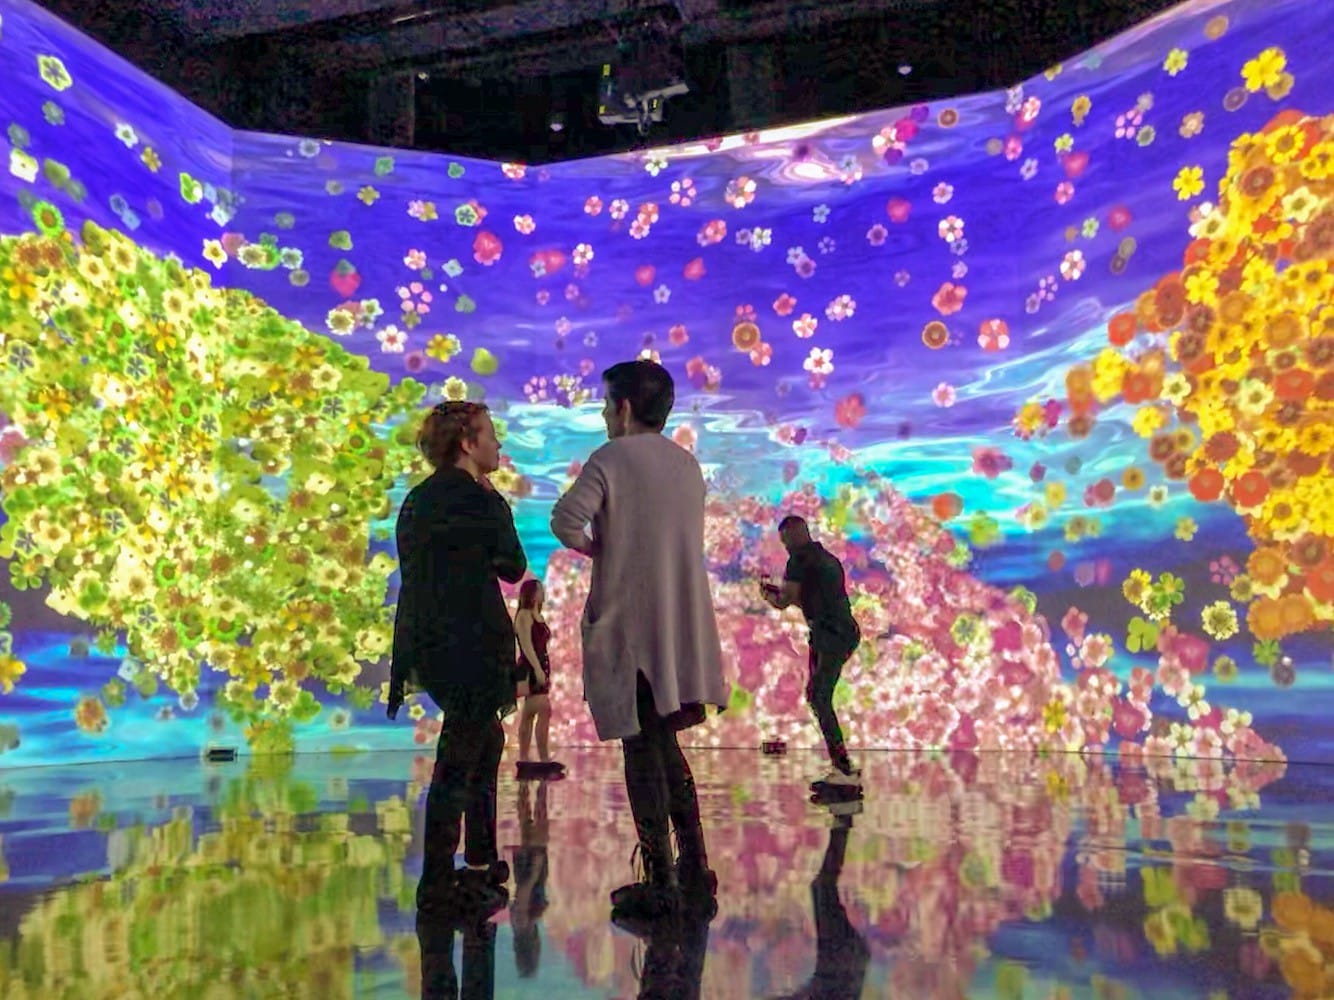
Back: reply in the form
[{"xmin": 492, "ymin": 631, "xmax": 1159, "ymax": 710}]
[{"xmin": 0, "ymin": 0, "xmax": 1327, "ymax": 769}]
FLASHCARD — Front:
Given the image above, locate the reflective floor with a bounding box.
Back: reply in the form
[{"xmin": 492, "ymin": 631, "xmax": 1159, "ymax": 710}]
[{"xmin": 0, "ymin": 746, "xmax": 1326, "ymax": 998}]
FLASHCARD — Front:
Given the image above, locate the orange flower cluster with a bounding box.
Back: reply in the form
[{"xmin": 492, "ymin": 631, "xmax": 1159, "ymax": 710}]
[
  {"xmin": 1099, "ymin": 110, "xmax": 1334, "ymax": 640},
  {"xmin": 1269, "ymin": 891, "xmax": 1334, "ymax": 997}
]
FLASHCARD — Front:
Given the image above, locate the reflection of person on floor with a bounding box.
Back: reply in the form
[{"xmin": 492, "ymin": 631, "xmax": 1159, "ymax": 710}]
[
  {"xmin": 550, "ymin": 360, "xmax": 729, "ymax": 920},
  {"xmin": 759, "ymin": 516, "xmax": 863, "ymax": 790},
  {"xmin": 389, "ymin": 401, "xmax": 528, "ymax": 914},
  {"xmin": 514, "ymin": 579, "xmax": 563, "ymax": 776},
  {"xmin": 417, "ymin": 909, "xmax": 498, "ymax": 1000},
  {"xmin": 772, "ymin": 807, "xmax": 870, "ymax": 1000},
  {"xmin": 627, "ymin": 909, "xmax": 712, "ymax": 1000},
  {"xmin": 509, "ymin": 779, "xmax": 551, "ymax": 978}
]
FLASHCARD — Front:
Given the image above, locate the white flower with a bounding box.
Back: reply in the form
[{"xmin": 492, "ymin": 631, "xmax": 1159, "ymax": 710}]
[
  {"xmin": 377, "ymin": 325, "xmax": 407, "ymax": 352},
  {"xmin": 803, "ymin": 347, "xmax": 834, "ymax": 375},
  {"xmin": 9, "ymin": 148, "xmax": 39, "ymax": 182}
]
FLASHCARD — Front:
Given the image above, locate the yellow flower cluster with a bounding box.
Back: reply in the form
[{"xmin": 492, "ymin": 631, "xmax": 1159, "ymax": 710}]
[
  {"xmin": 0, "ymin": 218, "xmax": 426, "ymax": 729},
  {"xmin": 1095, "ymin": 100, "xmax": 1334, "ymax": 640},
  {"xmin": 0, "ymin": 788, "xmax": 415, "ymax": 998}
]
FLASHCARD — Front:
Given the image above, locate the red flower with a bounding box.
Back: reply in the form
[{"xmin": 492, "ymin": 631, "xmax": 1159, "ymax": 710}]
[
  {"xmin": 1189, "ymin": 467, "xmax": 1225, "ymax": 502},
  {"xmin": 1307, "ymin": 557, "xmax": 1334, "ymax": 605},
  {"xmin": 773, "ymin": 293, "xmax": 797, "ymax": 317},
  {"xmin": 1062, "ymin": 151, "xmax": 1090, "ymax": 178},
  {"xmin": 1231, "ymin": 470, "xmax": 1270, "ymax": 509},
  {"xmin": 978, "ymin": 318, "xmax": 1011, "ymax": 351},
  {"xmin": 886, "ymin": 198, "xmax": 912, "ymax": 223},
  {"xmin": 1107, "ymin": 205, "xmax": 1133, "ymax": 231},
  {"xmin": 1167, "ymin": 630, "xmax": 1209, "ymax": 674},
  {"xmin": 1274, "ymin": 367, "xmax": 1314, "ymax": 401},
  {"xmin": 1112, "ymin": 699, "xmax": 1147, "ymax": 739},
  {"xmin": 932, "ymin": 282, "xmax": 968, "ymax": 317},
  {"xmin": 1122, "ymin": 370, "xmax": 1156, "ymax": 404},
  {"xmin": 472, "ymin": 231, "xmax": 503, "ymax": 266},
  {"xmin": 1108, "ymin": 313, "xmax": 1137, "ymax": 346},
  {"xmin": 834, "ymin": 393, "xmax": 866, "ymax": 428}
]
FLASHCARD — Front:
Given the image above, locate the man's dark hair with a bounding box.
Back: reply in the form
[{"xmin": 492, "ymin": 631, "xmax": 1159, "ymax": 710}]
[
  {"xmin": 602, "ymin": 360, "xmax": 675, "ymax": 431},
  {"xmin": 778, "ymin": 515, "xmax": 808, "ymax": 533}
]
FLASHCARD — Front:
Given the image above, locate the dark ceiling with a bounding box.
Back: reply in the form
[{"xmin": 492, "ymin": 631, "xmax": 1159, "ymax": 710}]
[{"xmin": 37, "ymin": 0, "xmax": 1185, "ymax": 162}]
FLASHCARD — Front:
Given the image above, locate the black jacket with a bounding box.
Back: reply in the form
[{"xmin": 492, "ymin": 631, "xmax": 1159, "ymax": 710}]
[{"xmin": 390, "ymin": 466, "xmax": 528, "ymax": 722}]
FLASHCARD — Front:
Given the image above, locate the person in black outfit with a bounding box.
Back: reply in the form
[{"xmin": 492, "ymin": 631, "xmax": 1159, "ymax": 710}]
[
  {"xmin": 617, "ymin": 906, "xmax": 714, "ymax": 1000},
  {"xmin": 417, "ymin": 907, "xmax": 499, "ymax": 1000},
  {"xmin": 759, "ymin": 515, "xmax": 862, "ymax": 789},
  {"xmin": 389, "ymin": 400, "xmax": 528, "ymax": 915},
  {"xmin": 770, "ymin": 805, "xmax": 870, "ymax": 1000}
]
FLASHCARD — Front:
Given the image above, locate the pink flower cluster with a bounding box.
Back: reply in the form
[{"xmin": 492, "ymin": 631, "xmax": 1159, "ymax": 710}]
[{"xmin": 510, "ymin": 477, "xmax": 1285, "ymax": 765}]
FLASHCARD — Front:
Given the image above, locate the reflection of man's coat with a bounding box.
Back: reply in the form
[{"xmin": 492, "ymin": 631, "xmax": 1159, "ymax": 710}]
[
  {"xmin": 390, "ymin": 466, "xmax": 527, "ymax": 722},
  {"xmin": 550, "ymin": 433, "xmax": 728, "ymax": 741}
]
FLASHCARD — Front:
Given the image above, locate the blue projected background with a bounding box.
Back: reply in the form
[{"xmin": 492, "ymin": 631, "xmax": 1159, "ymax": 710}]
[{"xmin": 0, "ymin": 0, "xmax": 1330, "ymax": 766}]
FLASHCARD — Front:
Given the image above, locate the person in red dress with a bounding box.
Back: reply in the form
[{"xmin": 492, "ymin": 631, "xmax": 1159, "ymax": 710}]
[{"xmin": 514, "ymin": 579, "xmax": 563, "ymax": 776}]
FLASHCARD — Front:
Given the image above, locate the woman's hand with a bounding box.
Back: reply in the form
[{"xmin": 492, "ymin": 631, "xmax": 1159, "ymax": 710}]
[{"xmin": 534, "ymin": 668, "xmax": 547, "ymax": 688}]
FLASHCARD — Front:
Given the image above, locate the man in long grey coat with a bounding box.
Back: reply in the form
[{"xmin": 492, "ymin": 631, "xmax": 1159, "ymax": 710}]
[{"xmin": 550, "ymin": 359, "xmax": 729, "ymax": 920}]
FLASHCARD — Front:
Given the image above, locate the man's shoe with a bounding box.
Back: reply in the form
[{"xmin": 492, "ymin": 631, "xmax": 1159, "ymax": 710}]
[{"xmin": 811, "ymin": 767, "xmax": 862, "ymax": 789}]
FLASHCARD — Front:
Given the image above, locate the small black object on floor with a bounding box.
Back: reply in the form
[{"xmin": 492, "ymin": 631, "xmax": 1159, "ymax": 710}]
[{"xmin": 516, "ymin": 760, "xmax": 566, "ymax": 780}]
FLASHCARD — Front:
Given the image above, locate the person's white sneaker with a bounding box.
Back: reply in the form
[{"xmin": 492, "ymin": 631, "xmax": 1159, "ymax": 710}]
[
  {"xmin": 816, "ymin": 768, "xmax": 862, "ymax": 788},
  {"xmin": 826, "ymin": 798, "xmax": 863, "ymax": 820}
]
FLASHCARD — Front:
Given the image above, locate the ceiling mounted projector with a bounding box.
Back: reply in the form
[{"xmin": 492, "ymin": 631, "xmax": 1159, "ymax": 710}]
[{"xmin": 597, "ymin": 19, "xmax": 688, "ymax": 135}]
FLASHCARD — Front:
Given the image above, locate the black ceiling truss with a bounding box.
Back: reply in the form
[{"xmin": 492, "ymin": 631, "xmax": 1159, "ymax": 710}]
[{"xmin": 33, "ymin": 0, "xmax": 1186, "ymax": 161}]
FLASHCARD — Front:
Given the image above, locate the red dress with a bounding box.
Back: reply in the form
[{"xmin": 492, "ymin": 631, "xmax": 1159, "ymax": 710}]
[{"xmin": 517, "ymin": 619, "xmax": 552, "ymax": 696}]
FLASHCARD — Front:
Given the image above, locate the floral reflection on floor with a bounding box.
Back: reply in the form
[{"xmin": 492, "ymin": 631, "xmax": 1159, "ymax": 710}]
[{"xmin": 0, "ymin": 746, "xmax": 1326, "ymax": 998}]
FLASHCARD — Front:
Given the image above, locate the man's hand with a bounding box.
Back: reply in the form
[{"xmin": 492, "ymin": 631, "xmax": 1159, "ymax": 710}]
[{"xmin": 387, "ymin": 681, "xmax": 405, "ymax": 720}]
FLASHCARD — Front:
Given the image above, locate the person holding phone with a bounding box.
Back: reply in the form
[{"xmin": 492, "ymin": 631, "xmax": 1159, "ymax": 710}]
[
  {"xmin": 760, "ymin": 515, "xmax": 862, "ymax": 790},
  {"xmin": 388, "ymin": 401, "xmax": 528, "ymax": 916}
]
